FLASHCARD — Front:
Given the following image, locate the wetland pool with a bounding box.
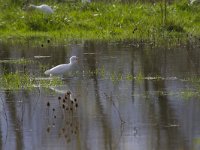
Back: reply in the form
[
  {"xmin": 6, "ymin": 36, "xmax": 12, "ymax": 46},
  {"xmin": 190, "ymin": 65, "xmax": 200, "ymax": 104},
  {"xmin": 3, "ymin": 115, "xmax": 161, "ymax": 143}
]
[{"xmin": 0, "ymin": 40, "xmax": 200, "ymax": 150}]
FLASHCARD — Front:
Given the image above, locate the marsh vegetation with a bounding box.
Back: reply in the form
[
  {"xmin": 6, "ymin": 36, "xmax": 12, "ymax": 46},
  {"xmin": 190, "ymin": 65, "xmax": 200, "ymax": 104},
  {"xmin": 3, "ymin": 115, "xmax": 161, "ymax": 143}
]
[
  {"xmin": 0, "ymin": 0, "xmax": 200, "ymax": 150},
  {"xmin": 0, "ymin": 0, "xmax": 199, "ymax": 45}
]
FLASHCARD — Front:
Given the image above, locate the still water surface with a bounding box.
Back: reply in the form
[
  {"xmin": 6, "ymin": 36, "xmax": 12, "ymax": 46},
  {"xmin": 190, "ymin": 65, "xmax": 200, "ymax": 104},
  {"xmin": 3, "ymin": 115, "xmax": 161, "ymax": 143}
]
[{"xmin": 0, "ymin": 41, "xmax": 200, "ymax": 150}]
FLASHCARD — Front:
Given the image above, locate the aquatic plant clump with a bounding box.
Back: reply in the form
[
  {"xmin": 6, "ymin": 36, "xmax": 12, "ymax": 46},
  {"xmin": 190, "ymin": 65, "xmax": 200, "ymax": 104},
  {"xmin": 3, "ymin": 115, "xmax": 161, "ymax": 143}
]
[
  {"xmin": 0, "ymin": 1, "xmax": 199, "ymax": 45},
  {"xmin": 0, "ymin": 58, "xmax": 34, "ymax": 65},
  {"xmin": 0, "ymin": 72, "xmax": 62, "ymax": 90}
]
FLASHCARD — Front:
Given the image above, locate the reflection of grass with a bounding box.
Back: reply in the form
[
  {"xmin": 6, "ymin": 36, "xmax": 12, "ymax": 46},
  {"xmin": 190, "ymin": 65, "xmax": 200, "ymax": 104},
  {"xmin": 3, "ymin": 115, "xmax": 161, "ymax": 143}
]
[{"xmin": 0, "ymin": 72, "xmax": 62, "ymax": 90}]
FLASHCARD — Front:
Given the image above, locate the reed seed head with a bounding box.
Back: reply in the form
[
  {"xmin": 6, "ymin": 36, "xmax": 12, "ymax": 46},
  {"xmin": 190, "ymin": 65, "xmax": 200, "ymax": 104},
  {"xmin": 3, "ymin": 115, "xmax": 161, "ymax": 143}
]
[
  {"xmin": 47, "ymin": 127, "xmax": 50, "ymax": 133},
  {"xmin": 67, "ymin": 138, "xmax": 71, "ymax": 143}
]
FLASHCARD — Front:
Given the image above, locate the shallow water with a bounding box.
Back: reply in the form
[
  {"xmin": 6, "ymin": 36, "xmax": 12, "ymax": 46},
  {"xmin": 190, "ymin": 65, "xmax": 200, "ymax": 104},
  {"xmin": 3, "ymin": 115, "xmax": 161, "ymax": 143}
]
[{"xmin": 0, "ymin": 40, "xmax": 200, "ymax": 150}]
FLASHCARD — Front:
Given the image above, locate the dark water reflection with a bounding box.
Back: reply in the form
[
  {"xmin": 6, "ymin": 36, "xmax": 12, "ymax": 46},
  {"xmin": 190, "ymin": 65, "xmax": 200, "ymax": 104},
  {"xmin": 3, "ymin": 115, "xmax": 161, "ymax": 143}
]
[{"xmin": 0, "ymin": 41, "xmax": 200, "ymax": 150}]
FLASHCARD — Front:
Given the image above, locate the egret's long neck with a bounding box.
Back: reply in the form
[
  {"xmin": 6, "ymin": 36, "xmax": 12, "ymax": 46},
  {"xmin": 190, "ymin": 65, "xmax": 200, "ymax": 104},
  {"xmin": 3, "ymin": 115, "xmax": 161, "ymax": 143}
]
[
  {"xmin": 30, "ymin": 4, "xmax": 41, "ymax": 9},
  {"xmin": 69, "ymin": 61, "xmax": 74, "ymax": 65},
  {"xmin": 30, "ymin": 4, "xmax": 36, "ymax": 8}
]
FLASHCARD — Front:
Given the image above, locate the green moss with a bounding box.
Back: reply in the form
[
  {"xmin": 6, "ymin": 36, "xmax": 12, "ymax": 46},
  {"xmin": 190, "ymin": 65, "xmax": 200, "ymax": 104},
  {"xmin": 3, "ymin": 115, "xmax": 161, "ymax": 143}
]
[{"xmin": 0, "ymin": 1, "xmax": 199, "ymax": 45}]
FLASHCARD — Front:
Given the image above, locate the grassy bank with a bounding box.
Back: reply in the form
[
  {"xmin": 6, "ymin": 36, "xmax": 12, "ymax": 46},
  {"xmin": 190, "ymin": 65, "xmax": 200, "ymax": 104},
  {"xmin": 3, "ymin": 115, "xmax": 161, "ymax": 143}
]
[{"xmin": 0, "ymin": 1, "xmax": 199, "ymax": 45}]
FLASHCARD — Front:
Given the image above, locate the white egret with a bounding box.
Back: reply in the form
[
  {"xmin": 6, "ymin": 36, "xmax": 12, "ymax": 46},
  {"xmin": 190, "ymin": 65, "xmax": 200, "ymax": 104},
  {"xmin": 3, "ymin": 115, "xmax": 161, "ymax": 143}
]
[
  {"xmin": 29, "ymin": 4, "xmax": 54, "ymax": 14},
  {"xmin": 45, "ymin": 56, "xmax": 78, "ymax": 76}
]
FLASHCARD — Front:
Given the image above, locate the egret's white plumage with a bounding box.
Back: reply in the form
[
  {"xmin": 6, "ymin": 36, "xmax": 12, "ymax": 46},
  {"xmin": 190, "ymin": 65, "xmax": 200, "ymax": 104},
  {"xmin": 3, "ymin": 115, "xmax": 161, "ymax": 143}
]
[
  {"xmin": 29, "ymin": 4, "xmax": 54, "ymax": 14},
  {"xmin": 45, "ymin": 56, "xmax": 78, "ymax": 76},
  {"xmin": 190, "ymin": 0, "xmax": 200, "ymax": 5},
  {"xmin": 81, "ymin": 0, "xmax": 91, "ymax": 3}
]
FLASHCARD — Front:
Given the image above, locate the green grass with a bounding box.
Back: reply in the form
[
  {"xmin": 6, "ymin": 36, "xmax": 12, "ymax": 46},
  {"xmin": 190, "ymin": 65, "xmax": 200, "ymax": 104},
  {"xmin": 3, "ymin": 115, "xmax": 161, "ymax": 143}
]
[{"xmin": 0, "ymin": 1, "xmax": 199, "ymax": 45}]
